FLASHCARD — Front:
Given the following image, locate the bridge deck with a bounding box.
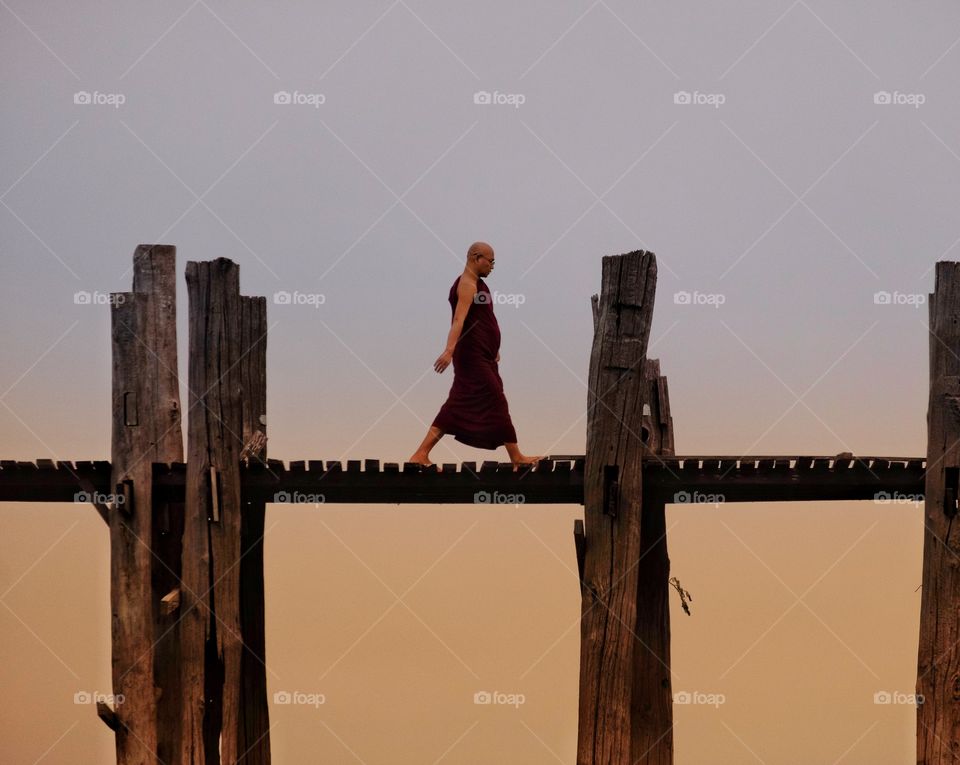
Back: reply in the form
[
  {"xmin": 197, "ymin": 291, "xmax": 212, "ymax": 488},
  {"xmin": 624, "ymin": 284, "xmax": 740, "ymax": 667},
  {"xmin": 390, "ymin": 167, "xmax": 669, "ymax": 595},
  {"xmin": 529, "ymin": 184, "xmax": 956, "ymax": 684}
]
[{"xmin": 0, "ymin": 455, "xmax": 926, "ymax": 505}]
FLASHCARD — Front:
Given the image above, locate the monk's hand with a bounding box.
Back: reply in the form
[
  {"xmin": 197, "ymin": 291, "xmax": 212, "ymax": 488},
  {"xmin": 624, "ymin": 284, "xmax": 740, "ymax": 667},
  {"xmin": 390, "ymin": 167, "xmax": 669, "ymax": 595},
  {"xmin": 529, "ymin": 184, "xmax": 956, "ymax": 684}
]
[
  {"xmin": 434, "ymin": 349, "xmax": 453, "ymax": 373},
  {"xmin": 496, "ymin": 352, "xmax": 500, "ymax": 363}
]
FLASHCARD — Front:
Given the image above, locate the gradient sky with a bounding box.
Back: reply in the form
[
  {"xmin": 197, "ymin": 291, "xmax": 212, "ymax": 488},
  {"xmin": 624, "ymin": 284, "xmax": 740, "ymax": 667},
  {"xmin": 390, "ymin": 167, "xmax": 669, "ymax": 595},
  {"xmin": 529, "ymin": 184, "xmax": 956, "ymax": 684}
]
[{"xmin": 2, "ymin": 2, "xmax": 958, "ymax": 763}]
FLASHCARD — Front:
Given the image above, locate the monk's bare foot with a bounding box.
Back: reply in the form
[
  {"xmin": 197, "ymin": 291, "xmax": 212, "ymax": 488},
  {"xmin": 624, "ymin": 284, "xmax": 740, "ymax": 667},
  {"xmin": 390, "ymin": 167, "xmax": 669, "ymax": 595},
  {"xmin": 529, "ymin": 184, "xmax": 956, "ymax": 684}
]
[
  {"xmin": 407, "ymin": 454, "xmax": 440, "ymax": 472},
  {"xmin": 512, "ymin": 454, "xmax": 544, "ymax": 472}
]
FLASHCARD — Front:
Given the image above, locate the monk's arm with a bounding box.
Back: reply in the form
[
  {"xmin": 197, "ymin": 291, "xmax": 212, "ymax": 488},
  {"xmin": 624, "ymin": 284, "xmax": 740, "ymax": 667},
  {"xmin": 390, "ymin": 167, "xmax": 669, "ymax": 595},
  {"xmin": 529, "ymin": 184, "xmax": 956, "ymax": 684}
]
[{"xmin": 444, "ymin": 279, "xmax": 477, "ymax": 352}]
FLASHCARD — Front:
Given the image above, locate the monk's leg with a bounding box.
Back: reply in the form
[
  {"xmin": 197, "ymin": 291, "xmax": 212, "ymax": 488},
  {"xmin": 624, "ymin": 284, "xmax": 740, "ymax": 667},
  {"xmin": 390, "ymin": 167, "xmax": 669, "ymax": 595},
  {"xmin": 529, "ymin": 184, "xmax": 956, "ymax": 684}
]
[
  {"xmin": 408, "ymin": 426, "xmax": 444, "ymax": 469},
  {"xmin": 504, "ymin": 442, "xmax": 545, "ymax": 471}
]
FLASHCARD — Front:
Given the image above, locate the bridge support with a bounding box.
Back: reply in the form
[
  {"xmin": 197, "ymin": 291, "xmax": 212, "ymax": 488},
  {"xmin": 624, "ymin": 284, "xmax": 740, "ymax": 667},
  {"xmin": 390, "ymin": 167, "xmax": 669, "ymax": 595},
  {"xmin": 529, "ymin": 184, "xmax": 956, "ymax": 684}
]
[
  {"xmin": 108, "ymin": 246, "xmax": 184, "ymax": 764},
  {"xmin": 577, "ymin": 250, "xmax": 659, "ymax": 764},
  {"xmin": 917, "ymin": 261, "xmax": 960, "ymax": 761}
]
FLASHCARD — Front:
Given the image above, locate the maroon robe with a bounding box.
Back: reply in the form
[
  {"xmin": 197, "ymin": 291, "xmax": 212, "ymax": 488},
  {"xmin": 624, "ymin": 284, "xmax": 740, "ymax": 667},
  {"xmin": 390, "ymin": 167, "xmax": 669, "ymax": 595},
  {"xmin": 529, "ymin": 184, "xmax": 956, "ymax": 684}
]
[{"xmin": 431, "ymin": 275, "xmax": 518, "ymax": 449}]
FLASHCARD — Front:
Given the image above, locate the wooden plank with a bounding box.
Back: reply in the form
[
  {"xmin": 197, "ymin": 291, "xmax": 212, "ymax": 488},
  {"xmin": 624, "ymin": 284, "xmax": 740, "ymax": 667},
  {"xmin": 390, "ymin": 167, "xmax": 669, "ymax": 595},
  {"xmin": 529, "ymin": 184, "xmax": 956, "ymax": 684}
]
[
  {"xmin": 364, "ymin": 459, "xmax": 380, "ymax": 473},
  {"xmin": 238, "ymin": 294, "xmax": 270, "ymax": 764},
  {"xmin": 578, "ymin": 250, "xmax": 656, "ymax": 764},
  {"xmin": 346, "ymin": 460, "xmax": 361, "ymax": 472},
  {"xmin": 918, "ymin": 265, "xmax": 960, "ymax": 760},
  {"xmin": 109, "ymin": 244, "xmax": 184, "ymax": 765},
  {"xmin": 181, "ymin": 258, "xmax": 244, "ymax": 764}
]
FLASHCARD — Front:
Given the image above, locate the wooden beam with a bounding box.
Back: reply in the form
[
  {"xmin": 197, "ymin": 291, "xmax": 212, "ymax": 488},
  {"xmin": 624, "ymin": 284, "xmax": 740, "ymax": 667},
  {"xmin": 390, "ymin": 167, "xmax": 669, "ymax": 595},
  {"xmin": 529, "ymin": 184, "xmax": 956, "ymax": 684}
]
[
  {"xmin": 577, "ymin": 250, "xmax": 657, "ymax": 764},
  {"xmin": 631, "ymin": 358, "xmax": 675, "ymax": 765},
  {"xmin": 917, "ymin": 261, "xmax": 960, "ymax": 761},
  {"xmin": 108, "ymin": 244, "xmax": 183, "ymax": 765},
  {"xmin": 181, "ymin": 259, "xmax": 245, "ymax": 764},
  {"xmin": 238, "ymin": 294, "xmax": 271, "ymax": 763}
]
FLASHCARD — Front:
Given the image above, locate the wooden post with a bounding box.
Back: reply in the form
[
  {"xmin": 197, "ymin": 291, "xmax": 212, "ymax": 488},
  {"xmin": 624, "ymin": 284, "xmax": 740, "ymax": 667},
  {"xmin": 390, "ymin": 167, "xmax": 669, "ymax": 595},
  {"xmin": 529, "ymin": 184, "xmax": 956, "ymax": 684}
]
[
  {"xmin": 181, "ymin": 259, "xmax": 245, "ymax": 764},
  {"xmin": 239, "ymin": 295, "xmax": 271, "ymax": 762},
  {"xmin": 108, "ymin": 245, "xmax": 183, "ymax": 764},
  {"xmin": 631, "ymin": 358, "xmax": 674, "ymax": 765},
  {"xmin": 577, "ymin": 250, "xmax": 657, "ymax": 764},
  {"xmin": 917, "ymin": 261, "xmax": 960, "ymax": 761}
]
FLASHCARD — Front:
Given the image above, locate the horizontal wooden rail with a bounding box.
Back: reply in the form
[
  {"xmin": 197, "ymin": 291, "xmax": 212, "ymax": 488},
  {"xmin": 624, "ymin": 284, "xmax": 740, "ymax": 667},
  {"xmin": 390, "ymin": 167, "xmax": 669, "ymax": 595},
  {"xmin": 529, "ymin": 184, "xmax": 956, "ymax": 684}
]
[{"xmin": 0, "ymin": 455, "xmax": 926, "ymax": 505}]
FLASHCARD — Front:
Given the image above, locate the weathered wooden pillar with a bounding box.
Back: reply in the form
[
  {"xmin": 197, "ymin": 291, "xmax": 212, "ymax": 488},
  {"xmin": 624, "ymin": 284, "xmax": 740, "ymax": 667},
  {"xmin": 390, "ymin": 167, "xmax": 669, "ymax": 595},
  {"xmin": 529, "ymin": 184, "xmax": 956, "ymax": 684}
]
[
  {"xmin": 181, "ymin": 259, "xmax": 245, "ymax": 764},
  {"xmin": 238, "ymin": 295, "xmax": 271, "ymax": 762},
  {"xmin": 917, "ymin": 261, "xmax": 960, "ymax": 761},
  {"xmin": 108, "ymin": 244, "xmax": 184, "ymax": 763},
  {"xmin": 577, "ymin": 250, "xmax": 657, "ymax": 764},
  {"xmin": 631, "ymin": 359, "xmax": 674, "ymax": 765}
]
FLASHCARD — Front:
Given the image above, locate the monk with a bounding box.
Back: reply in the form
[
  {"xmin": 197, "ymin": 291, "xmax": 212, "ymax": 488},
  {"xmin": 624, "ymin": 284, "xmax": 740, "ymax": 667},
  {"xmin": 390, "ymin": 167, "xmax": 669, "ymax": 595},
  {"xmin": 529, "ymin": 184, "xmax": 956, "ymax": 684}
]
[{"xmin": 408, "ymin": 241, "xmax": 543, "ymax": 472}]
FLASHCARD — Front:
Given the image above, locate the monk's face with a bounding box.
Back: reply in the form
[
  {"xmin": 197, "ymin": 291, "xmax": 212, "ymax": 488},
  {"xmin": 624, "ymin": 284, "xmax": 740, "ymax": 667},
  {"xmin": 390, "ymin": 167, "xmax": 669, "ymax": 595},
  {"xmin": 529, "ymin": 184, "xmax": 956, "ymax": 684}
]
[{"xmin": 476, "ymin": 248, "xmax": 495, "ymax": 276}]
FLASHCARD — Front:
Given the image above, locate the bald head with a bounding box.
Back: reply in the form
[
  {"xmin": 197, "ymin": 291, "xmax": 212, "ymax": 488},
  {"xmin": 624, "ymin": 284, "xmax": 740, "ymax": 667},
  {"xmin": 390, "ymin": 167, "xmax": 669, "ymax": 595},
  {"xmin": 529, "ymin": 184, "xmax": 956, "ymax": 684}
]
[{"xmin": 467, "ymin": 241, "xmax": 495, "ymax": 277}]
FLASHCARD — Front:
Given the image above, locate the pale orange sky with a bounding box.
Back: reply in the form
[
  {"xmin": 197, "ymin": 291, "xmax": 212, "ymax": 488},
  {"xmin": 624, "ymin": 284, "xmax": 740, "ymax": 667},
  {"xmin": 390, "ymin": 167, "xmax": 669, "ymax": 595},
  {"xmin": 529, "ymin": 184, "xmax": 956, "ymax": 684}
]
[{"xmin": 1, "ymin": 1, "xmax": 952, "ymax": 762}]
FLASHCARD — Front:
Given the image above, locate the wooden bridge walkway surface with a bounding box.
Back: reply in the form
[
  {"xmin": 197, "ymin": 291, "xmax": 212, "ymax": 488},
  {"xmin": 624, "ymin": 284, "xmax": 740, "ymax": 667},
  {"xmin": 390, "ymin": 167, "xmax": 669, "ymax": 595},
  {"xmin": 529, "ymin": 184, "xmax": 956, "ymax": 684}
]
[{"xmin": 0, "ymin": 454, "xmax": 926, "ymax": 505}]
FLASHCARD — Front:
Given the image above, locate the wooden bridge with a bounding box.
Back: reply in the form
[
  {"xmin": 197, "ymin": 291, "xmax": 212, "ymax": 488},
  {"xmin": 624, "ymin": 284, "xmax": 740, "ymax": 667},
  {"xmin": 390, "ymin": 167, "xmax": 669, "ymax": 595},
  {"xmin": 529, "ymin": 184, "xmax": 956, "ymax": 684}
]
[
  {"xmin": 0, "ymin": 454, "xmax": 926, "ymax": 505},
  {"xmin": 2, "ymin": 244, "xmax": 955, "ymax": 764}
]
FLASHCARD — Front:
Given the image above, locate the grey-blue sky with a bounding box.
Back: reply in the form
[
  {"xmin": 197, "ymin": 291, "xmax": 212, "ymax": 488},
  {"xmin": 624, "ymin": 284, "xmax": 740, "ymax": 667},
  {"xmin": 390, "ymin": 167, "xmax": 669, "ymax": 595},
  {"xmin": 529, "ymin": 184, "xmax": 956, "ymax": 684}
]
[{"xmin": 2, "ymin": 2, "xmax": 957, "ymax": 762}]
